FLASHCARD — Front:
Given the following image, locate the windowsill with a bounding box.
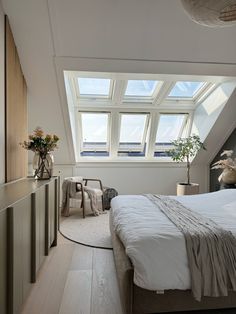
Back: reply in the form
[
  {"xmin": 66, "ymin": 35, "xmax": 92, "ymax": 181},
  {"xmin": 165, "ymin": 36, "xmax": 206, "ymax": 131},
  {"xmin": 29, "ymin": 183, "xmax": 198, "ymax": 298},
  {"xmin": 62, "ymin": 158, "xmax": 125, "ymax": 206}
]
[{"xmin": 75, "ymin": 157, "xmax": 187, "ymax": 168}]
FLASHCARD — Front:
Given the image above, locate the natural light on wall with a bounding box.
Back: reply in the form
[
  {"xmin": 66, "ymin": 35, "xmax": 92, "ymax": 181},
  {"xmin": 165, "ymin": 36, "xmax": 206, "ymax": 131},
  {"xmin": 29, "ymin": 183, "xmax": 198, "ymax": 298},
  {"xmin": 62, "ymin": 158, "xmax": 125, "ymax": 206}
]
[
  {"xmin": 191, "ymin": 82, "xmax": 236, "ymax": 141},
  {"xmin": 63, "ymin": 71, "xmax": 235, "ymax": 162}
]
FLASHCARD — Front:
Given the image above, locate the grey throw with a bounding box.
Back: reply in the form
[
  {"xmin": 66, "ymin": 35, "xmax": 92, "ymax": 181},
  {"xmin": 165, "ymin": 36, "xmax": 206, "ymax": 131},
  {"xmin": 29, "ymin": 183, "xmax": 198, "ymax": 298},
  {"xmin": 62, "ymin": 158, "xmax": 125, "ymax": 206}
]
[
  {"xmin": 61, "ymin": 179, "xmax": 100, "ymax": 217},
  {"xmin": 61, "ymin": 180, "xmax": 77, "ymax": 217},
  {"xmin": 146, "ymin": 194, "xmax": 236, "ymax": 301}
]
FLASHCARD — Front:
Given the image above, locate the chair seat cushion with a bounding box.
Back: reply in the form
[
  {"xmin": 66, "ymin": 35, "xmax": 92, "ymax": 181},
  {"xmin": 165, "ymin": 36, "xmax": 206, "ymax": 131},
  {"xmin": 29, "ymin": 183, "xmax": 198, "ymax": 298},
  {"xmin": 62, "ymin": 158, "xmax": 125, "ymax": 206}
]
[{"xmin": 75, "ymin": 185, "xmax": 103, "ymax": 199}]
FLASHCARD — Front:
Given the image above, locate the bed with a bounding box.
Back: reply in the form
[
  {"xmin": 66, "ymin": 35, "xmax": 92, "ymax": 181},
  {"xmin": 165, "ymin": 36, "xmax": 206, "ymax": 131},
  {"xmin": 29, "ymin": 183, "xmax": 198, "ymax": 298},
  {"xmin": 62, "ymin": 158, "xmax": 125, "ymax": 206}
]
[{"xmin": 110, "ymin": 189, "xmax": 236, "ymax": 314}]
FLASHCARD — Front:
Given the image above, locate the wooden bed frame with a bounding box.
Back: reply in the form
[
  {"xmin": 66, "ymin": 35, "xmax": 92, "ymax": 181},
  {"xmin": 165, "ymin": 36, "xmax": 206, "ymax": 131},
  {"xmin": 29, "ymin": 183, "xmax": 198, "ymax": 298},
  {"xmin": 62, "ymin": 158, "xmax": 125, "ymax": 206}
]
[{"xmin": 109, "ymin": 212, "xmax": 236, "ymax": 314}]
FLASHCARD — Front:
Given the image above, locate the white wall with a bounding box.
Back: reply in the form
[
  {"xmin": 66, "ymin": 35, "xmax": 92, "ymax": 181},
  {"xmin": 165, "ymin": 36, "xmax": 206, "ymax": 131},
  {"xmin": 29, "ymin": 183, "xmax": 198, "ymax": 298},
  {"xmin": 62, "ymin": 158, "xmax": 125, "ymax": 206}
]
[
  {"xmin": 192, "ymin": 82, "xmax": 236, "ymax": 141},
  {"xmin": 0, "ymin": 1, "xmax": 5, "ymax": 184},
  {"xmin": 53, "ymin": 163, "xmax": 208, "ymax": 195},
  {"xmin": 49, "ymin": 0, "xmax": 236, "ymax": 64},
  {"xmin": 75, "ymin": 165, "xmax": 208, "ymax": 195}
]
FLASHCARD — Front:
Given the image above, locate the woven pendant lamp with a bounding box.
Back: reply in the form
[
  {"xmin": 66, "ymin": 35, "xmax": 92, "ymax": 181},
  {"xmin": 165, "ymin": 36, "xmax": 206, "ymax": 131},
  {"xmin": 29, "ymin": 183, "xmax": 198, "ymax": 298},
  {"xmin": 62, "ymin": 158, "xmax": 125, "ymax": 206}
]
[{"xmin": 181, "ymin": 0, "xmax": 236, "ymax": 27}]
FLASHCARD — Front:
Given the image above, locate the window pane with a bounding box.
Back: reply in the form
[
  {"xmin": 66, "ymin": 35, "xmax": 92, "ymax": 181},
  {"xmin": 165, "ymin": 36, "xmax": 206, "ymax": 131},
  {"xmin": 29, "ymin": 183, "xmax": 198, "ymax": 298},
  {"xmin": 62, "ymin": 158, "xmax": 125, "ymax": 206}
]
[
  {"xmin": 119, "ymin": 114, "xmax": 147, "ymax": 144},
  {"xmin": 155, "ymin": 114, "xmax": 187, "ymax": 144},
  {"xmin": 78, "ymin": 78, "xmax": 110, "ymax": 96},
  {"xmin": 81, "ymin": 113, "xmax": 108, "ymax": 144},
  {"xmin": 125, "ymin": 80, "xmax": 158, "ymax": 97},
  {"xmin": 168, "ymin": 81, "xmax": 205, "ymax": 98}
]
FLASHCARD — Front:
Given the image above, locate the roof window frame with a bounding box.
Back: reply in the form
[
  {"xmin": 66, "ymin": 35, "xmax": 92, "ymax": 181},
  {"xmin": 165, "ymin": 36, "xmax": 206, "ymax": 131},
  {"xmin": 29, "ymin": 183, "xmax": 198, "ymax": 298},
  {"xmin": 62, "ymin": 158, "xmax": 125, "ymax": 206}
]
[
  {"xmin": 62, "ymin": 71, "xmax": 228, "ymax": 162},
  {"xmin": 154, "ymin": 112, "xmax": 190, "ymax": 152},
  {"xmin": 74, "ymin": 77, "xmax": 114, "ymax": 101},
  {"xmin": 78, "ymin": 111, "xmax": 111, "ymax": 153},
  {"xmin": 118, "ymin": 112, "xmax": 150, "ymax": 153},
  {"xmin": 166, "ymin": 81, "xmax": 208, "ymax": 101},
  {"xmin": 122, "ymin": 80, "xmax": 163, "ymax": 104}
]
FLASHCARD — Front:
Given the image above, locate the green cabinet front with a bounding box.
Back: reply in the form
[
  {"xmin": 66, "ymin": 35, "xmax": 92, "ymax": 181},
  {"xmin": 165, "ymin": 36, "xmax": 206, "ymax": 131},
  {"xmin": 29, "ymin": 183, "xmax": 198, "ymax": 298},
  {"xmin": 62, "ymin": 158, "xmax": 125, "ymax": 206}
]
[
  {"xmin": 0, "ymin": 209, "xmax": 7, "ymax": 314},
  {"xmin": 0, "ymin": 177, "xmax": 59, "ymax": 314},
  {"xmin": 10, "ymin": 196, "xmax": 32, "ymax": 314}
]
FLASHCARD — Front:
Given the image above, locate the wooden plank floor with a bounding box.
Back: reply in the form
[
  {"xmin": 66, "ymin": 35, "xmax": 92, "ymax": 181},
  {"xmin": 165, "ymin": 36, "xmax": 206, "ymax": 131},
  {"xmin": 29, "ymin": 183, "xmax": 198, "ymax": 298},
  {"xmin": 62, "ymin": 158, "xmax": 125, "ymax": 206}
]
[
  {"xmin": 21, "ymin": 233, "xmax": 236, "ymax": 314},
  {"xmin": 21, "ymin": 234, "xmax": 124, "ymax": 314}
]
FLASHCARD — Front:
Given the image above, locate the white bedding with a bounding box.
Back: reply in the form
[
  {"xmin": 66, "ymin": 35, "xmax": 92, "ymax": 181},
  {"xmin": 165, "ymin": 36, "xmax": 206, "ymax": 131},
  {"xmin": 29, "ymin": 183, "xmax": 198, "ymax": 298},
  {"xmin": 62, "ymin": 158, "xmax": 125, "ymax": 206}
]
[{"xmin": 111, "ymin": 190, "xmax": 236, "ymax": 291}]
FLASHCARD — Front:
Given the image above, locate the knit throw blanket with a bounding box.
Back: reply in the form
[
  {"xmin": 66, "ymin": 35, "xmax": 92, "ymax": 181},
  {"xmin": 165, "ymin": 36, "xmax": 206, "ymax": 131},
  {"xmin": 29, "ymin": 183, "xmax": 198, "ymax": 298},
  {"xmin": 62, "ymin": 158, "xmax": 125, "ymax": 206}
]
[
  {"xmin": 61, "ymin": 180, "xmax": 100, "ymax": 217},
  {"xmin": 145, "ymin": 194, "xmax": 236, "ymax": 301}
]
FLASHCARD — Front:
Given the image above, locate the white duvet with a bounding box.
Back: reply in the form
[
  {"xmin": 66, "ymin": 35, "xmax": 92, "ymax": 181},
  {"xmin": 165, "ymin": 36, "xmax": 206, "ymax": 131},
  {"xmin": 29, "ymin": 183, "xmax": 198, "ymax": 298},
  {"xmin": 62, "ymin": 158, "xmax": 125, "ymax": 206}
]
[{"xmin": 111, "ymin": 190, "xmax": 236, "ymax": 291}]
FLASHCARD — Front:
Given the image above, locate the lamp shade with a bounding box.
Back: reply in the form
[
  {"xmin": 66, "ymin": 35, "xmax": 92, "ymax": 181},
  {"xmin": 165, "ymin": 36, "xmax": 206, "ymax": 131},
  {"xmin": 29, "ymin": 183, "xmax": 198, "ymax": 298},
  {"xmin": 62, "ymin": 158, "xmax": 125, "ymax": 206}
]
[{"xmin": 181, "ymin": 0, "xmax": 236, "ymax": 27}]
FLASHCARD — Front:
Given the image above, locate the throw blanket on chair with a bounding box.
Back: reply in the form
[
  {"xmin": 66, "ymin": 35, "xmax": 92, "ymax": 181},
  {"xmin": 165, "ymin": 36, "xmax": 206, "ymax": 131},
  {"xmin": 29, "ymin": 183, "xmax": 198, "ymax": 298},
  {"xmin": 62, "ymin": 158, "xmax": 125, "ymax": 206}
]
[
  {"xmin": 61, "ymin": 180, "xmax": 77, "ymax": 217},
  {"xmin": 61, "ymin": 180, "xmax": 100, "ymax": 217},
  {"xmin": 145, "ymin": 194, "xmax": 236, "ymax": 301},
  {"xmin": 83, "ymin": 186, "xmax": 100, "ymax": 216}
]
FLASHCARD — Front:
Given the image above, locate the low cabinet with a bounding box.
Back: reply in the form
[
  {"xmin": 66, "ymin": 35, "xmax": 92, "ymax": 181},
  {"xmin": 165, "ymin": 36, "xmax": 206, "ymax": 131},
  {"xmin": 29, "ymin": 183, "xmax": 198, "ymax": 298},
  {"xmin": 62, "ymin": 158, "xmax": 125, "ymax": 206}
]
[{"xmin": 0, "ymin": 176, "xmax": 59, "ymax": 314}]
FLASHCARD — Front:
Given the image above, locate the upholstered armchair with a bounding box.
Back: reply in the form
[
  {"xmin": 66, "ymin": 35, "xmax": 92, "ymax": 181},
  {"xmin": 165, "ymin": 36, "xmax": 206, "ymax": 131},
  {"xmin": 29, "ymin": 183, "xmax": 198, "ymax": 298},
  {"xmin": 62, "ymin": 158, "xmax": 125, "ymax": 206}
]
[{"xmin": 61, "ymin": 176, "xmax": 104, "ymax": 218}]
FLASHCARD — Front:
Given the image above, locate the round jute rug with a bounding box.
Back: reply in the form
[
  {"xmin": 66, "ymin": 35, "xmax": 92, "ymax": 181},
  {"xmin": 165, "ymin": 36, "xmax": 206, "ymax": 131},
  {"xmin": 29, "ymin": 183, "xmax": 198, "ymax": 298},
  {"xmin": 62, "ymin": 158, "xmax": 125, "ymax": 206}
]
[{"xmin": 60, "ymin": 208, "xmax": 112, "ymax": 250}]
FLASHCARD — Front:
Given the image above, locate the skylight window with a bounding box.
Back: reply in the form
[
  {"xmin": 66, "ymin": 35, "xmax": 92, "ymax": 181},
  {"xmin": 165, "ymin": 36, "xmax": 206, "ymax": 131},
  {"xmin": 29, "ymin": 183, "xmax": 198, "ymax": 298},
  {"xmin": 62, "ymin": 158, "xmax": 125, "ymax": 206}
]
[
  {"xmin": 154, "ymin": 113, "xmax": 188, "ymax": 157},
  {"xmin": 124, "ymin": 80, "xmax": 158, "ymax": 98},
  {"xmin": 80, "ymin": 112, "xmax": 110, "ymax": 156},
  {"xmin": 155, "ymin": 114, "xmax": 187, "ymax": 144},
  {"xmin": 78, "ymin": 78, "xmax": 111, "ymax": 97},
  {"xmin": 168, "ymin": 81, "xmax": 205, "ymax": 98},
  {"xmin": 63, "ymin": 71, "xmax": 221, "ymax": 161},
  {"xmin": 118, "ymin": 113, "xmax": 149, "ymax": 155}
]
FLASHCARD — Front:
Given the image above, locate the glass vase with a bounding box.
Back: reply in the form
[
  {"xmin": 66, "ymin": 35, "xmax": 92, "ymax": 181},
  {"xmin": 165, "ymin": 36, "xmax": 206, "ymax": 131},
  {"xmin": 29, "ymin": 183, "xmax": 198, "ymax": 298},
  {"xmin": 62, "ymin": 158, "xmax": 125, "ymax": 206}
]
[{"xmin": 33, "ymin": 152, "xmax": 54, "ymax": 180}]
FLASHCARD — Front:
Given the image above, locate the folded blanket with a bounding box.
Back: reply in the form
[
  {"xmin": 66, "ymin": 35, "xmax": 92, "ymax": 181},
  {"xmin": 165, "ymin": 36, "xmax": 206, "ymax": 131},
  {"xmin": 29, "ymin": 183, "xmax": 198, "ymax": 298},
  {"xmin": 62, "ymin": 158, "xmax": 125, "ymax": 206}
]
[
  {"xmin": 61, "ymin": 179, "xmax": 101, "ymax": 216},
  {"xmin": 84, "ymin": 186, "xmax": 100, "ymax": 216},
  {"xmin": 146, "ymin": 194, "xmax": 236, "ymax": 301},
  {"xmin": 61, "ymin": 180, "xmax": 77, "ymax": 217}
]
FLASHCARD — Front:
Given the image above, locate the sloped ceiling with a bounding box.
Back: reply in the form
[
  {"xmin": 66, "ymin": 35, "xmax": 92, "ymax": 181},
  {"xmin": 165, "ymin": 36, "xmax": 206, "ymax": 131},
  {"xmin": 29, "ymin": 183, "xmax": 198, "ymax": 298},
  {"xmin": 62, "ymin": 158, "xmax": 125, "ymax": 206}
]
[{"xmin": 2, "ymin": 0, "xmax": 236, "ymax": 164}]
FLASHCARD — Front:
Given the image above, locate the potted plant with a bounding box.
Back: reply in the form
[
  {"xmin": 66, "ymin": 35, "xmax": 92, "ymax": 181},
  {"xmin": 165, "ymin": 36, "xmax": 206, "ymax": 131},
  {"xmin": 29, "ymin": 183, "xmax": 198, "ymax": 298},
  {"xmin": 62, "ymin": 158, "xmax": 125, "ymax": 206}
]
[
  {"xmin": 169, "ymin": 134, "xmax": 206, "ymax": 195},
  {"xmin": 20, "ymin": 127, "xmax": 59, "ymax": 179},
  {"xmin": 211, "ymin": 150, "xmax": 236, "ymax": 185}
]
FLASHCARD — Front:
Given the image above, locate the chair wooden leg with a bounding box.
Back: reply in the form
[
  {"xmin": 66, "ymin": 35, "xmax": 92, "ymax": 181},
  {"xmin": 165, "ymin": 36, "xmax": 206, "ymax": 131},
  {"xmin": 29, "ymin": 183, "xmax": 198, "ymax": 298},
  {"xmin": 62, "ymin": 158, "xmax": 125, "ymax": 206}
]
[
  {"xmin": 80, "ymin": 199, "xmax": 85, "ymax": 218},
  {"xmin": 101, "ymin": 195, "xmax": 105, "ymax": 211}
]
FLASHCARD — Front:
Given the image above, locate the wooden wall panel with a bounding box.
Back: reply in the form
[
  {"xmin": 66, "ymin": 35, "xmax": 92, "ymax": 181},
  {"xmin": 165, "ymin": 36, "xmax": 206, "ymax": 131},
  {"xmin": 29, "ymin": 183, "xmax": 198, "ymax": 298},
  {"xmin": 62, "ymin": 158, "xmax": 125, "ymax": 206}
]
[{"xmin": 5, "ymin": 16, "xmax": 27, "ymax": 182}]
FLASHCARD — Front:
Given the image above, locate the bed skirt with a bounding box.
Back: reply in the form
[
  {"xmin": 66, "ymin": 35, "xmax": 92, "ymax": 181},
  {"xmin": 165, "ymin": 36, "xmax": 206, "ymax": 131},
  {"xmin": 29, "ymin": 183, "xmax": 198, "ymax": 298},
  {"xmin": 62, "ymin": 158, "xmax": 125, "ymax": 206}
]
[{"xmin": 109, "ymin": 211, "xmax": 236, "ymax": 314}]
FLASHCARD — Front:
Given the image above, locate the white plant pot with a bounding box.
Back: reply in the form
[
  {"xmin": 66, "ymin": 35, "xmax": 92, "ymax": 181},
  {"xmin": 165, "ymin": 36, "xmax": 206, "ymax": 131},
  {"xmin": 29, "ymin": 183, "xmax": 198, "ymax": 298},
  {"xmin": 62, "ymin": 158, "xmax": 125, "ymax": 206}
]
[{"xmin": 177, "ymin": 183, "xmax": 199, "ymax": 196}]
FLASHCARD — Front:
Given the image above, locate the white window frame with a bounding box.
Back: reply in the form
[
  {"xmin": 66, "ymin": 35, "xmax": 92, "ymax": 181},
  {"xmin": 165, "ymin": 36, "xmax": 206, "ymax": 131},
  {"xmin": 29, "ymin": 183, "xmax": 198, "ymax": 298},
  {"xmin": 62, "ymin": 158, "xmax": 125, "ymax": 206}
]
[
  {"xmin": 193, "ymin": 83, "xmax": 217, "ymax": 106},
  {"xmin": 74, "ymin": 77, "xmax": 114, "ymax": 100},
  {"xmin": 122, "ymin": 80, "xmax": 163, "ymax": 104},
  {"xmin": 165, "ymin": 81, "xmax": 211, "ymax": 102},
  {"xmin": 78, "ymin": 111, "xmax": 111, "ymax": 154},
  {"xmin": 118, "ymin": 112, "xmax": 150, "ymax": 153},
  {"xmin": 62, "ymin": 71, "xmax": 222, "ymax": 162},
  {"xmin": 154, "ymin": 113, "xmax": 190, "ymax": 153}
]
